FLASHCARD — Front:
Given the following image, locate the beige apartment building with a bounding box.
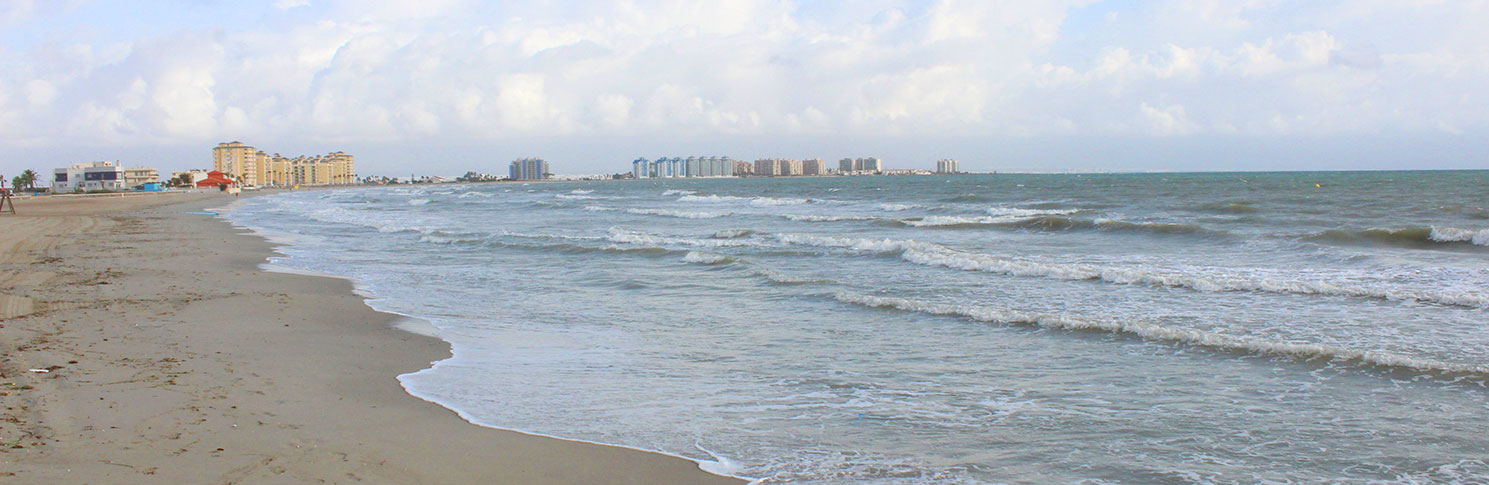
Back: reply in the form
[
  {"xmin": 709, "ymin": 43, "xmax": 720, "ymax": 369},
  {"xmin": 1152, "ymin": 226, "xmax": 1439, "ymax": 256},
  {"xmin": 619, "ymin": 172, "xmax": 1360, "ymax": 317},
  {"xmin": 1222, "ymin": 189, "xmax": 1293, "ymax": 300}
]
[
  {"xmin": 213, "ymin": 142, "xmax": 263, "ymax": 185},
  {"xmin": 802, "ymin": 158, "xmax": 826, "ymax": 175},
  {"xmin": 213, "ymin": 142, "xmax": 356, "ymax": 187},
  {"xmin": 123, "ymin": 167, "xmax": 161, "ymax": 187},
  {"xmin": 752, "ymin": 158, "xmax": 805, "ymax": 176}
]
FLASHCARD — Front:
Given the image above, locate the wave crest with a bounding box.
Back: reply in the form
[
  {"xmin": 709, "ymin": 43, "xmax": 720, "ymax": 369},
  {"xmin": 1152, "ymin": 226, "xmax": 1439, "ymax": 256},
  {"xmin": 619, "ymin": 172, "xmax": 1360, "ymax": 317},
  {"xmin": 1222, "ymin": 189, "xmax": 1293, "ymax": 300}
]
[
  {"xmin": 679, "ymin": 194, "xmax": 837, "ymax": 207},
  {"xmin": 835, "ymin": 294, "xmax": 1489, "ymax": 377},
  {"xmin": 626, "ymin": 208, "xmax": 732, "ymax": 219},
  {"xmin": 1430, "ymin": 227, "xmax": 1489, "ymax": 246},
  {"xmin": 1309, "ymin": 227, "xmax": 1489, "ymax": 249},
  {"xmin": 608, "ymin": 228, "xmax": 759, "ymax": 248},
  {"xmin": 772, "ymin": 233, "xmax": 1488, "ymax": 308},
  {"xmin": 712, "ymin": 229, "xmax": 756, "ymax": 239},
  {"xmin": 683, "ymin": 251, "xmax": 737, "ymax": 265}
]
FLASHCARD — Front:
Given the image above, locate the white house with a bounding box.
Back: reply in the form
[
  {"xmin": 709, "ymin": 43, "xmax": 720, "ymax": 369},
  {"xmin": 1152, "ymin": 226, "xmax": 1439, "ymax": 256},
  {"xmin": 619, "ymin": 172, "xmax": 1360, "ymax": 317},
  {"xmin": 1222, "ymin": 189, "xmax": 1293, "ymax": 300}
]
[{"xmin": 53, "ymin": 161, "xmax": 128, "ymax": 193}]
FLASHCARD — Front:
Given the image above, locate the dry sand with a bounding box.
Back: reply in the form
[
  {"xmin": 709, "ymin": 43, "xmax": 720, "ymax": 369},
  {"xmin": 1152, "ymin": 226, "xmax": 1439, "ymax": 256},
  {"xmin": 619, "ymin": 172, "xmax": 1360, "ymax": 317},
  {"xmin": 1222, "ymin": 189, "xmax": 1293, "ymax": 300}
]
[{"xmin": 0, "ymin": 191, "xmax": 742, "ymax": 483}]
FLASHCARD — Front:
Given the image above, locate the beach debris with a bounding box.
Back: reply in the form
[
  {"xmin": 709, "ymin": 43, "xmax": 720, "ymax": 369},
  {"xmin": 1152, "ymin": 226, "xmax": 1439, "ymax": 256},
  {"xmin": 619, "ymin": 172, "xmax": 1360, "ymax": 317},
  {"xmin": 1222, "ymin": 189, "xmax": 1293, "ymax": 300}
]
[{"xmin": 27, "ymin": 369, "xmax": 48, "ymax": 373}]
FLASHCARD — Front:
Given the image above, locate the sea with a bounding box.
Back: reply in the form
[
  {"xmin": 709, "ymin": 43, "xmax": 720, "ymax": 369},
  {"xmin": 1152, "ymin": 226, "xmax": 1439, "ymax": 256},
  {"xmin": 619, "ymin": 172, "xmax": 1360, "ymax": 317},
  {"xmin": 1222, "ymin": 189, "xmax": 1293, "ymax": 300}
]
[{"xmin": 224, "ymin": 171, "xmax": 1489, "ymax": 483}]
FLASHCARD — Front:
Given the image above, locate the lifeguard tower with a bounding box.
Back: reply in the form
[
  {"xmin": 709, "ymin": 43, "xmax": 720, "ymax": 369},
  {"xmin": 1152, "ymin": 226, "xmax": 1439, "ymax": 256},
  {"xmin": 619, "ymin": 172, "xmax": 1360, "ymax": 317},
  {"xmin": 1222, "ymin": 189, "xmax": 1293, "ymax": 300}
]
[{"xmin": 0, "ymin": 177, "xmax": 15, "ymax": 214}]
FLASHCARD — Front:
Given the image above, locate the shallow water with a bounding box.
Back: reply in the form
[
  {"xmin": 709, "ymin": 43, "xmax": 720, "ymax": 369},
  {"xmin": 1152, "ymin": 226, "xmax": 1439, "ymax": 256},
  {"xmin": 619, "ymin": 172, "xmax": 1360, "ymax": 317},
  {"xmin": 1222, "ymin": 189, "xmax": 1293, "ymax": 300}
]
[{"xmin": 228, "ymin": 171, "xmax": 1489, "ymax": 483}]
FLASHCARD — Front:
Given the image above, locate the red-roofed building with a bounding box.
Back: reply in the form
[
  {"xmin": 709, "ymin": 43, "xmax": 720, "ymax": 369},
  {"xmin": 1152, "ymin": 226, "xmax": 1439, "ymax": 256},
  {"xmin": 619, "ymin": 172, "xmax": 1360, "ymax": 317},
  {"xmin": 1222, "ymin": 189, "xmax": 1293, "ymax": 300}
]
[{"xmin": 195, "ymin": 171, "xmax": 238, "ymax": 189}]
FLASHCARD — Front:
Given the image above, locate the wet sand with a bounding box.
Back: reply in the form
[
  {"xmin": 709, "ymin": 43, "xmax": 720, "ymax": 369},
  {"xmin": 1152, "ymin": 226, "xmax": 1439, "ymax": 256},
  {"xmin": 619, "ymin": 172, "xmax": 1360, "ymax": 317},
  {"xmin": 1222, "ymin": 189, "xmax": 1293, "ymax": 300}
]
[{"xmin": 0, "ymin": 191, "xmax": 741, "ymax": 483}]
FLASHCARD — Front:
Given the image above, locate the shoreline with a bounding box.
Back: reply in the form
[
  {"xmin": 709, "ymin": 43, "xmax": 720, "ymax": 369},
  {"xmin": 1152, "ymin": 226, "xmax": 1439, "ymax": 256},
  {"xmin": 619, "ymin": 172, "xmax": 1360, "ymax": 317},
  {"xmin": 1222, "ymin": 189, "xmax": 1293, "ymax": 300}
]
[
  {"xmin": 0, "ymin": 192, "xmax": 742, "ymax": 483},
  {"xmin": 237, "ymin": 215, "xmax": 751, "ymax": 480}
]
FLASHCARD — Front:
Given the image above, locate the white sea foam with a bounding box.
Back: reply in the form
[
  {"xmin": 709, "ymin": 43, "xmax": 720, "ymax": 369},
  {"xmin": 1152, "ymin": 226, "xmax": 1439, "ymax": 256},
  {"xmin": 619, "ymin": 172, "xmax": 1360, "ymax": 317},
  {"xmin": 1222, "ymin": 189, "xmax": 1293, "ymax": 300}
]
[
  {"xmin": 301, "ymin": 206, "xmax": 432, "ymax": 235},
  {"xmin": 555, "ymin": 193, "xmax": 598, "ymax": 200},
  {"xmin": 678, "ymin": 194, "xmax": 829, "ymax": 207},
  {"xmin": 1430, "ymin": 227, "xmax": 1489, "ymax": 246},
  {"xmin": 782, "ymin": 214, "xmax": 882, "ymax": 222},
  {"xmin": 584, "ymin": 205, "xmax": 617, "ymax": 212},
  {"xmin": 408, "ymin": 198, "xmax": 431, "ymax": 206},
  {"xmin": 678, "ymin": 194, "xmax": 750, "ymax": 203},
  {"xmin": 772, "ymin": 233, "xmax": 1489, "ymax": 308},
  {"xmin": 626, "ymin": 208, "xmax": 732, "ymax": 219},
  {"xmin": 662, "ymin": 189, "xmax": 697, "ymax": 196},
  {"xmin": 897, "ymin": 207, "xmax": 1080, "ymax": 227},
  {"xmin": 899, "ymin": 215, "xmax": 1029, "ymax": 227},
  {"xmin": 834, "ymin": 293, "xmax": 1489, "ymax": 375},
  {"xmin": 899, "ymin": 248, "xmax": 1489, "ymax": 308},
  {"xmin": 570, "ymin": 189, "xmax": 594, "ymax": 194},
  {"xmin": 748, "ymin": 268, "xmax": 838, "ymax": 286},
  {"xmin": 986, "ymin": 207, "xmax": 1079, "ymax": 217},
  {"xmin": 774, "ymin": 233, "xmax": 948, "ymax": 253},
  {"xmin": 876, "ymin": 203, "xmax": 920, "ymax": 211},
  {"xmin": 750, "ymin": 197, "xmax": 811, "ymax": 207},
  {"xmin": 683, "ymin": 251, "xmax": 735, "ymax": 265},
  {"xmin": 712, "ymin": 229, "xmax": 756, "ymax": 239},
  {"xmin": 608, "ymin": 228, "xmax": 758, "ymax": 247}
]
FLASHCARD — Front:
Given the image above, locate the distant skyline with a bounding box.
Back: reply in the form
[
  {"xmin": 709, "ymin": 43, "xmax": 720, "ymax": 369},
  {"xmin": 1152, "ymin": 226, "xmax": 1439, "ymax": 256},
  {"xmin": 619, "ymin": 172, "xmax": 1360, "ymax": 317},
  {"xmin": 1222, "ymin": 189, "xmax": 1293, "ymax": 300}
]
[{"xmin": 2, "ymin": 1, "xmax": 1487, "ymax": 177}]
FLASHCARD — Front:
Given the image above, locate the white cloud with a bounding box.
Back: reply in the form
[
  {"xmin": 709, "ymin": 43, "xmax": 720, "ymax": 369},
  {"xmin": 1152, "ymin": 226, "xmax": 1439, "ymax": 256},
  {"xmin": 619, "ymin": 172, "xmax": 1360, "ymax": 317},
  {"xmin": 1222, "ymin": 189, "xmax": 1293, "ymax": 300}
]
[
  {"xmin": 2, "ymin": 0, "xmax": 1487, "ymax": 152},
  {"xmin": 273, "ymin": 0, "xmax": 310, "ymax": 10},
  {"xmin": 24, "ymin": 79, "xmax": 57, "ymax": 106},
  {"xmin": 592, "ymin": 94, "xmax": 635, "ymax": 129},
  {"xmin": 1139, "ymin": 103, "xmax": 1199, "ymax": 136}
]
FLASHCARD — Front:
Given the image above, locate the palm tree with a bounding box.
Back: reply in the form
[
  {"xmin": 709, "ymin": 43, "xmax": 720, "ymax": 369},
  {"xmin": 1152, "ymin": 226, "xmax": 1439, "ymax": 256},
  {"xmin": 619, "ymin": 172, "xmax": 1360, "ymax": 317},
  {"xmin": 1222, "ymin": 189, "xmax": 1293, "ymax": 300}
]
[{"xmin": 18, "ymin": 169, "xmax": 36, "ymax": 191}]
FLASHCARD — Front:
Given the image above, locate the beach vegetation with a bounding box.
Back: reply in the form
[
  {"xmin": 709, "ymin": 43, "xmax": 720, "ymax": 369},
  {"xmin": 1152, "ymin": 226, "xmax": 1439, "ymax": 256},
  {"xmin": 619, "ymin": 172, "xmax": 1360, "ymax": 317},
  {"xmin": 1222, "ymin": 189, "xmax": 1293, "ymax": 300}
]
[{"xmin": 10, "ymin": 170, "xmax": 38, "ymax": 192}]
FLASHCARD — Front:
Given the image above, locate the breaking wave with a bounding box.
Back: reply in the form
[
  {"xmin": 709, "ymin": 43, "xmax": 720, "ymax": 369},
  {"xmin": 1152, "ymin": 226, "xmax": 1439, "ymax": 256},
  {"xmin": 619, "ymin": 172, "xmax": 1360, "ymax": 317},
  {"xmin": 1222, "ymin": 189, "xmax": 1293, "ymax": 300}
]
[
  {"xmin": 835, "ymin": 294, "xmax": 1489, "ymax": 377},
  {"xmin": 1308, "ymin": 227, "xmax": 1489, "ymax": 249},
  {"xmin": 608, "ymin": 228, "xmax": 761, "ymax": 248},
  {"xmin": 897, "ymin": 211, "xmax": 1220, "ymax": 237},
  {"xmin": 678, "ymin": 194, "xmax": 839, "ymax": 207},
  {"xmin": 662, "ymin": 189, "xmax": 697, "ymax": 196},
  {"xmin": 775, "ymin": 233, "xmax": 1489, "ymax": 308},
  {"xmin": 774, "ymin": 233, "xmax": 948, "ymax": 254},
  {"xmin": 626, "ymin": 208, "xmax": 732, "ymax": 219},
  {"xmin": 712, "ymin": 229, "xmax": 757, "ymax": 239},
  {"xmin": 782, "ymin": 214, "xmax": 884, "ymax": 222},
  {"xmin": 900, "ymin": 208, "xmax": 1085, "ymax": 228},
  {"xmin": 985, "ymin": 207, "xmax": 1080, "ymax": 217},
  {"xmin": 943, "ymin": 193, "xmax": 987, "ymax": 202},
  {"xmin": 899, "ymin": 215, "xmax": 1029, "ymax": 227},
  {"xmin": 1432, "ymin": 227, "xmax": 1489, "ymax": 246},
  {"xmin": 417, "ymin": 231, "xmax": 680, "ymax": 258},
  {"xmin": 1005, "ymin": 215, "xmax": 1221, "ymax": 236},
  {"xmin": 899, "ymin": 248, "xmax": 1488, "ymax": 308},
  {"xmin": 683, "ymin": 251, "xmax": 738, "ymax": 265}
]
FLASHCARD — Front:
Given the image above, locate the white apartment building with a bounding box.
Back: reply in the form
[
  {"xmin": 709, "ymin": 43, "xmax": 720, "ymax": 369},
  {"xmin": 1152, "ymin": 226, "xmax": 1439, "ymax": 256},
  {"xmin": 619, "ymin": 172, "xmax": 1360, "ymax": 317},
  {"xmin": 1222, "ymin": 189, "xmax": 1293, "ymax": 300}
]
[{"xmin": 53, "ymin": 161, "xmax": 127, "ymax": 193}]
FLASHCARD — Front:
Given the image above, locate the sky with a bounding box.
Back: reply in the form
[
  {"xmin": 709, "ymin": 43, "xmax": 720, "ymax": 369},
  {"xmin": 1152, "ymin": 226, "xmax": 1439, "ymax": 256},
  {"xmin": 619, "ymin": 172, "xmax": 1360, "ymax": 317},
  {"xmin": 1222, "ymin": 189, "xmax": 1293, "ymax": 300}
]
[{"xmin": 2, "ymin": 0, "xmax": 1487, "ymax": 178}]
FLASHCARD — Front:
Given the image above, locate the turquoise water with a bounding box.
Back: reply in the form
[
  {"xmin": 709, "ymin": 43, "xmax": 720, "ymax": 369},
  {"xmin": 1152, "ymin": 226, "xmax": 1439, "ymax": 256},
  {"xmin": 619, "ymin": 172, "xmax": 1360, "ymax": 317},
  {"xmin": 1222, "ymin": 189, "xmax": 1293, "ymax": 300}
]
[{"xmin": 228, "ymin": 171, "xmax": 1489, "ymax": 483}]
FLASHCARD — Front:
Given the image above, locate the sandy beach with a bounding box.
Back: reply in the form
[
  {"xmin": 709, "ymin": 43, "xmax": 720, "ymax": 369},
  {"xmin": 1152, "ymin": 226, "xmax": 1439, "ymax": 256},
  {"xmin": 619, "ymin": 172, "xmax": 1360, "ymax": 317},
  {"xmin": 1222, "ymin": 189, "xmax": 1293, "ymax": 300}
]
[{"xmin": 0, "ymin": 191, "xmax": 741, "ymax": 483}]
